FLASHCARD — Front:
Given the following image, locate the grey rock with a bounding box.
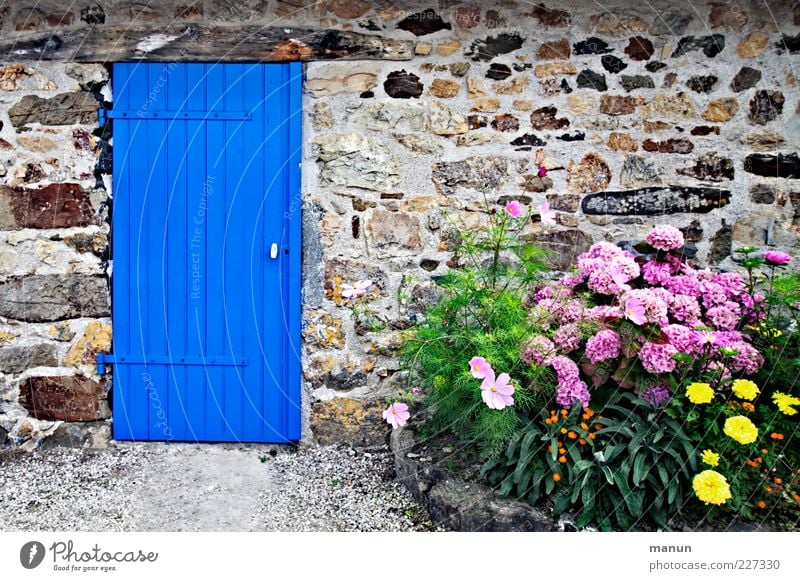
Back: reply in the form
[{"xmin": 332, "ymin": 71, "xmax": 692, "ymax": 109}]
[
  {"xmin": 8, "ymin": 92, "xmax": 98, "ymax": 127},
  {"xmin": 650, "ymin": 12, "xmax": 693, "ymax": 36},
  {"xmin": 620, "ymin": 75, "xmax": 655, "ymax": 92},
  {"xmin": 391, "ymin": 429, "xmax": 552, "ymax": 532},
  {"xmin": 620, "ymin": 155, "xmax": 662, "ymax": 188},
  {"xmin": 0, "ymin": 344, "xmax": 58, "ymax": 374},
  {"xmin": 0, "ymin": 275, "xmax": 110, "ymax": 322},
  {"xmin": 431, "ymin": 156, "xmax": 508, "ymax": 195},
  {"xmin": 730, "ymin": 67, "xmax": 761, "ymax": 93},
  {"xmin": 312, "ymin": 133, "xmax": 401, "ymax": 192}
]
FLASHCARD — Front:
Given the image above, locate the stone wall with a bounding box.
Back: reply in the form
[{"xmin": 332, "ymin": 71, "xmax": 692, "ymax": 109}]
[
  {"xmin": 0, "ymin": 59, "xmax": 112, "ymax": 448},
  {"xmin": 1, "ymin": 0, "xmax": 799, "ymax": 448}
]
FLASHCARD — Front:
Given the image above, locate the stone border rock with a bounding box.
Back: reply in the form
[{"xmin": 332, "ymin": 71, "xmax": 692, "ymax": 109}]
[{"xmin": 390, "ymin": 428, "xmax": 553, "ymax": 532}]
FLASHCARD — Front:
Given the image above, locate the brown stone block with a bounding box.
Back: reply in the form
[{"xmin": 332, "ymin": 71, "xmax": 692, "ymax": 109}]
[
  {"xmin": 20, "ymin": 375, "xmax": 108, "ymax": 422},
  {"xmin": 0, "ymin": 184, "xmax": 94, "ymax": 230},
  {"xmin": 311, "ymin": 398, "xmax": 388, "ymax": 446}
]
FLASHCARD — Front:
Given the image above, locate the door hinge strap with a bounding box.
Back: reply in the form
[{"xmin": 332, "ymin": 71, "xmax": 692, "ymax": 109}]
[{"xmin": 96, "ymin": 353, "xmax": 248, "ymax": 375}]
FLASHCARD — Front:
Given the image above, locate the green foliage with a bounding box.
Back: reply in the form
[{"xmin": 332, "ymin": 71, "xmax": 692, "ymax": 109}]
[
  {"xmin": 483, "ymin": 392, "xmax": 697, "ymax": 530},
  {"xmin": 400, "ymin": 203, "xmax": 551, "ymax": 456}
]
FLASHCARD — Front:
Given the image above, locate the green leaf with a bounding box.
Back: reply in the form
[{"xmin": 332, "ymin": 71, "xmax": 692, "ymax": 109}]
[
  {"xmin": 572, "ymin": 459, "xmax": 594, "ymax": 475},
  {"xmin": 499, "ymin": 473, "xmax": 515, "ymax": 497},
  {"xmin": 632, "ymin": 453, "xmax": 648, "ymax": 487},
  {"xmin": 581, "ymin": 480, "xmax": 596, "ymax": 513},
  {"xmin": 553, "ymin": 491, "xmax": 571, "ymax": 515},
  {"xmin": 667, "ymin": 479, "xmax": 679, "ymax": 505},
  {"xmin": 600, "ymin": 465, "xmax": 615, "ymax": 485}
]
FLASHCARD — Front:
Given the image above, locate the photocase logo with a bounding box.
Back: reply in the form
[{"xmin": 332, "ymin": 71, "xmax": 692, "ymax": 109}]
[{"xmin": 20, "ymin": 541, "xmax": 46, "ymax": 569}]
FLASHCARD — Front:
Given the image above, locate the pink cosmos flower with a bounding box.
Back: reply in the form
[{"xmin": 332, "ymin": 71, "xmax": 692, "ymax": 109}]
[
  {"xmin": 341, "ymin": 279, "xmax": 372, "ymax": 299},
  {"xmin": 411, "ymin": 387, "xmax": 421, "ymax": 395},
  {"xmin": 382, "ymin": 402, "xmax": 410, "ymax": 429},
  {"xmin": 764, "ymin": 250, "xmax": 792, "ymax": 266},
  {"xmin": 610, "ymin": 264, "xmax": 632, "ymax": 292},
  {"xmin": 646, "ymin": 225, "xmax": 684, "ymax": 251},
  {"xmin": 505, "ymin": 200, "xmax": 523, "ymax": 217},
  {"xmin": 479, "ymin": 370, "xmax": 515, "ymax": 410},
  {"xmin": 469, "ymin": 356, "xmax": 492, "ymax": 379},
  {"xmin": 538, "ymin": 201, "xmax": 556, "ymax": 226},
  {"xmin": 624, "ymin": 297, "xmax": 647, "ymax": 325},
  {"xmin": 538, "ymin": 166, "xmax": 548, "ymax": 177}
]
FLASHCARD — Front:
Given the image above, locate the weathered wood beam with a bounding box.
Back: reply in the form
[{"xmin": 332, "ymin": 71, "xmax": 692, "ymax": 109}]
[{"xmin": 0, "ymin": 25, "xmax": 414, "ymax": 62}]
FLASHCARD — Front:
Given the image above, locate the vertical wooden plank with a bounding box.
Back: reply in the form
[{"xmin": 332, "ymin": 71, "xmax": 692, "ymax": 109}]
[
  {"xmin": 145, "ymin": 63, "xmax": 170, "ymax": 440},
  {"xmin": 126, "ymin": 62, "xmax": 153, "ymax": 440},
  {"xmin": 286, "ymin": 61, "xmax": 303, "ymax": 441},
  {"xmin": 239, "ymin": 63, "xmax": 266, "ymax": 441},
  {"xmin": 262, "ymin": 63, "xmax": 284, "ymax": 441},
  {"xmin": 111, "ymin": 63, "xmax": 135, "ymax": 441},
  {"xmin": 165, "ymin": 63, "xmax": 189, "ymax": 440},
  {"xmin": 204, "ymin": 63, "xmax": 227, "ymax": 440},
  {"xmin": 185, "ymin": 63, "xmax": 208, "ymax": 439},
  {"xmin": 223, "ymin": 63, "xmax": 245, "ymax": 440}
]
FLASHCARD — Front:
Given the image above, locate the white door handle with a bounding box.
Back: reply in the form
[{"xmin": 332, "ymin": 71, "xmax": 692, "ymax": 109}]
[{"xmin": 270, "ymin": 243, "xmax": 278, "ymax": 259}]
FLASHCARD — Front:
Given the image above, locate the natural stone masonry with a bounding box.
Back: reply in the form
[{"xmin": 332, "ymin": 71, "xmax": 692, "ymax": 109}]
[{"xmin": 0, "ymin": 0, "xmax": 799, "ymax": 449}]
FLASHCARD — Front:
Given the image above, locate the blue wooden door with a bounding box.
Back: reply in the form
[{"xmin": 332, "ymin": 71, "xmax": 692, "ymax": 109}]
[{"xmin": 106, "ymin": 63, "xmax": 301, "ymax": 442}]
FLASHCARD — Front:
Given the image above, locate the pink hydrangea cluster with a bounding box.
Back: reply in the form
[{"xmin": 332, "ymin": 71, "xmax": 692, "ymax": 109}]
[
  {"xmin": 551, "ymin": 355, "xmax": 591, "ymax": 408},
  {"xmin": 639, "ymin": 342, "xmax": 678, "ymax": 374},
  {"xmin": 585, "ymin": 329, "xmax": 621, "ymax": 364},
  {"xmin": 646, "ymin": 225, "xmax": 684, "ymax": 251},
  {"xmin": 521, "ymin": 335, "xmax": 556, "ymax": 366},
  {"xmin": 553, "ymin": 323, "xmax": 581, "ymax": 353},
  {"xmin": 523, "ymin": 225, "xmax": 767, "ymax": 406}
]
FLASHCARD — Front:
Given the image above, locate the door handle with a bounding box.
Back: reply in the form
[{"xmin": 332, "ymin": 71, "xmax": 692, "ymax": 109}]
[{"xmin": 270, "ymin": 243, "xmax": 278, "ymax": 259}]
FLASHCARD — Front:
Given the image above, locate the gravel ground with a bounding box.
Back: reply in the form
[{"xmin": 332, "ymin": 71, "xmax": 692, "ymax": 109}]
[{"xmin": 0, "ymin": 444, "xmax": 435, "ymax": 532}]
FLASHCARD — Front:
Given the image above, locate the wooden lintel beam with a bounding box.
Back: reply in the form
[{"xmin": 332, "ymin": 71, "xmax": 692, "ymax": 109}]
[{"xmin": 0, "ymin": 25, "xmax": 415, "ymax": 63}]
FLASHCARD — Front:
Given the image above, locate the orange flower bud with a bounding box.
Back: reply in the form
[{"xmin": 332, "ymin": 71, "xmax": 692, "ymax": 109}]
[
  {"xmin": 578, "ymin": 438, "xmax": 587, "ymax": 445},
  {"xmin": 560, "ymin": 428, "xmax": 568, "ymax": 435},
  {"xmin": 761, "ymin": 449, "xmax": 769, "ymax": 455},
  {"xmin": 560, "ymin": 409, "xmax": 568, "ymax": 417},
  {"xmin": 765, "ymin": 486, "xmax": 773, "ymax": 493},
  {"xmin": 588, "ymin": 433, "xmax": 596, "ymax": 440},
  {"xmin": 558, "ymin": 456, "xmax": 567, "ymax": 464},
  {"xmin": 552, "ymin": 473, "xmax": 561, "ymax": 482},
  {"xmin": 774, "ymin": 478, "xmax": 782, "ymax": 485},
  {"xmin": 757, "ymin": 500, "xmax": 767, "ymax": 509},
  {"xmin": 594, "ymin": 423, "xmax": 602, "ymax": 430},
  {"xmin": 580, "ymin": 422, "xmax": 589, "ymax": 430},
  {"xmin": 567, "ymin": 431, "xmax": 577, "ymax": 439}
]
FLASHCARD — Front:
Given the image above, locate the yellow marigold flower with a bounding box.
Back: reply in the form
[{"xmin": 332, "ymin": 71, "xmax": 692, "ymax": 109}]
[
  {"xmin": 700, "ymin": 449, "xmax": 720, "ymax": 467},
  {"xmin": 692, "ymin": 470, "xmax": 732, "ymax": 506},
  {"xmin": 724, "ymin": 415, "xmax": 759, "ymax": 445},
  {"xmin": 772, "ymin": 391, "xmax": 800, "ymax": 416},
  {"xmin": 686, "ymin": 382, "xmax": 714, "ymax": 404},
  {"xmin": 732, "ymin": 379, "xmax": 760, "ymax": 401}
]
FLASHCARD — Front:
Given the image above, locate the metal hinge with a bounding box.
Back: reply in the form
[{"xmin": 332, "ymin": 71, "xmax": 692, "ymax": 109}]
[{"xmin": 96, "ymin": 353, "xmax": 248, "ymax": 375}]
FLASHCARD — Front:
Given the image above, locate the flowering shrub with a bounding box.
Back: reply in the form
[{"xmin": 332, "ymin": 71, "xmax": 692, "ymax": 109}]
[{"xmin": 400, "ymin": 211, "xmax": 799, "ymax": 529}]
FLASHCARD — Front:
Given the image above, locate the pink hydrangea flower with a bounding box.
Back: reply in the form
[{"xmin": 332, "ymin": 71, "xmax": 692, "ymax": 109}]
[
  {"xmin": 727, "ymin": 341, "xmax": 764, "ymax": 374},
  {"xmin": 706, "ymin": 305, "xmax": 738, "ymax": 331},
  {"xmin": 646, "ymin": 225, "xmax": 684, "ymax": 251},
  {"xmin": 586, "ymin": 305, "xmax": 623, "ymax": 321},
  {"xmin": 553, "ymin": 323, "xmax": 581, "ymax": 353},
  {"xmin": 341, "ymin": 279, "xmax": 372, "ymax": 298},
  {"xmin": 639, "ymin": 342, "xmax": 678, "ymax": 374},
  {"xmin": 521, "ymin": 335, "xmax": 557, "ymax": 366},
  {"xmin": 469, "ymin": 356, "xmax": 492, "ymax": 379},
  {"xmin": 505, "ymin": 200, "xmax": 523, "ymax": 217},
  {"xmin": 382, "ymin": 402, "xmax": 410, "ymax": 429},
  {"xmin": 479, "ymin": 370, "xmax": 515, "ymax": 410},
  {"xmin": 665, "ymin": 275, "xmax": 702, "ymax": 297},
  {"xmin": 669, "ymin": 294, "xmax": 702, "ymax": 324},
  {"xmin": 556, "ymin": 378, "xmax": 591, "ymax": 409},
  {"xmin": 714, "ymin": 272, "xmax": 747, "ymax": 299},
  {"xmin": 662, "ymin": 324, "xmax": 697, "ymax": 355},
  {"xmin": 764, "ymin": 250, "xmax": 791, "ymax": 266},
  {"xmin": 624, "ymin": 297, "xmax": 648, "ymax": 325},
  {"xmin": 538, "ymin": 201, "xmax": 556, "ymax": 226},
  {"xmin": 585, "ymin": 329, "xmax": 622, "ymax": 364},
  {"xmin": 642, "ymin": 260, "xmax": 673, "ymax": 285}
]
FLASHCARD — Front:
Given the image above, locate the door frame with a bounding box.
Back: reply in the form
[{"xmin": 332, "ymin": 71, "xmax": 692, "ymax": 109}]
[{"xmin": 101, "ymin": 61, "xmax": 303, "ymax": 442}]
